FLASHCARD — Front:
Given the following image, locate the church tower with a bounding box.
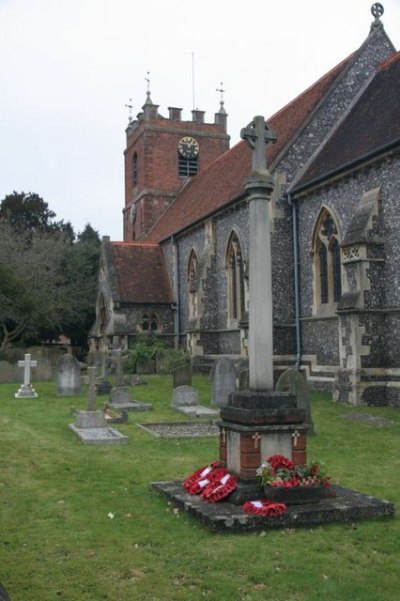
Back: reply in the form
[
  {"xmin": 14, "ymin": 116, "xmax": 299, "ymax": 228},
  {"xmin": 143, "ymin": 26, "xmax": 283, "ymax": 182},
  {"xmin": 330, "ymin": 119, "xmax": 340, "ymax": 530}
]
[{"xmin": 123, "ymin": 88, "xmax": 230, "ymax": 241}]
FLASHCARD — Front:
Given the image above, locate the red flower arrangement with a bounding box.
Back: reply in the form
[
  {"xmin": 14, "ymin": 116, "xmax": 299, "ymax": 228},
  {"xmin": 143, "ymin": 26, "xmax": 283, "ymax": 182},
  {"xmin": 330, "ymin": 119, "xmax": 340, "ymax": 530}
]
[
  {"xmin": 242, "ymin": 500, "xmax": 286, "ymax": 517},
  {"xmin": 257, "ymin": 454, "xmax": 331, "ymax": 489},
  {"xmin": 183, "ymin": 462, "xmax": 238, "ymax": 502}
]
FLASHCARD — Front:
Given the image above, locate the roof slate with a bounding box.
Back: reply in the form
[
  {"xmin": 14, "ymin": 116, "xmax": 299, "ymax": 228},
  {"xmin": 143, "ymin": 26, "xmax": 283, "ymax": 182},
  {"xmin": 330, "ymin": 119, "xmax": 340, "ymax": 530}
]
[
  {"xmin": 110, "ymin": 242, "xmax": 173, "ymax": 304},
  {"xmin": 295, "ymin": 51, "xmax": 400, "ymax": 190},
  {"xmin": 145, "ymin": 55, "xmax": 352, "ymax": 243}
]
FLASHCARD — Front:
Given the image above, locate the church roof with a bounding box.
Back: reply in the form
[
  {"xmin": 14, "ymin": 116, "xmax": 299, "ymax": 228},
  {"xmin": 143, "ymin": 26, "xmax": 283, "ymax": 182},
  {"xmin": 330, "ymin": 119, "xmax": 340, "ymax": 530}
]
[
  {"xmin": 145, "ymin": 54, "xmax": 353, "ymax": 243},
  {"xmin": 294, "ymin": 51, "xmax": 400, "ymax": 191},
  {"xmin": 110, "ymin": 242, "xmax": 173, "ymax": 304}
]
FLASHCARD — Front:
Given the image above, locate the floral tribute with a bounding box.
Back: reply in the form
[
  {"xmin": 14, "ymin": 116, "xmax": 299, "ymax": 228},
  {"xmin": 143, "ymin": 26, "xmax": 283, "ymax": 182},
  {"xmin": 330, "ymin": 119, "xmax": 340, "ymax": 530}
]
[
  {"xmin": 242, "ymin": 500, "xmax": 286, "ymax": 517},
  {"xmin": 257, "ymin": 454, "xmax": 331, "ymax": 489},
  {"xmin": 183, "ymin": 462, "xmax": 238, "ymax": 503}
]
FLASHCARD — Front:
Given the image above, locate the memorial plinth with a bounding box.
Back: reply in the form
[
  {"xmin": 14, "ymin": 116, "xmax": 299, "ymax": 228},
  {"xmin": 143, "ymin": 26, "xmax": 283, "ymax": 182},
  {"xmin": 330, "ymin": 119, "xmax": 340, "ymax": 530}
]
[{"xmin": 218, "ymin": 390, "xmax": 309, "ymax": 504}]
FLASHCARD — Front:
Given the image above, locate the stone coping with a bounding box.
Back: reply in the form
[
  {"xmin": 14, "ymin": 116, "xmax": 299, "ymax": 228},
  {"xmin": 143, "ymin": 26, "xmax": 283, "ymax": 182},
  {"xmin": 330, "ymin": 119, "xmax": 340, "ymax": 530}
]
[
  {"xmin": 138, "ymin": 421, "xmax": 219, "ymax": 438},
  {"xmin": 151, "ymin": 480, "xmax": 395, "ymax": 532}
]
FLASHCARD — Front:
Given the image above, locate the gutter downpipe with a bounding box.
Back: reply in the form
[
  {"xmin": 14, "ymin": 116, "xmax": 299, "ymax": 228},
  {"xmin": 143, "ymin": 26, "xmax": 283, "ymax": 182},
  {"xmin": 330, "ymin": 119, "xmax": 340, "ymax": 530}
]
[
  {"xmin": 287, "ymin": 192, "xmax": 302, "ymax": 370},
  {"xmin": 171, "ymin": 235, "xmax": 180, "ymax": 350}
]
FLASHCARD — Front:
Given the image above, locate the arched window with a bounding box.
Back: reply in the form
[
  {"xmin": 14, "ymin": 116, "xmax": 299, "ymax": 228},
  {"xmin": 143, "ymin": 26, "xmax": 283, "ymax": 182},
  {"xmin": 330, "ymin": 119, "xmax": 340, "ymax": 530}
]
[
  {"xmin": 140, "ymin": 312, "xmax": 158, "ymax": 332},
  {"xmin": 132, "ymin": 152, "xmax": 138, "ymax": 187},
  {"xmin": 226, "ymin": 232, "xmax": 245, "ymax": 323},
  {"xmin": 313, "ymin": 209, "xmax": 342, "ymax": 309},
  {"xmin": 187, "ymin": 250, "xmax": 199, "ymax": 320}
]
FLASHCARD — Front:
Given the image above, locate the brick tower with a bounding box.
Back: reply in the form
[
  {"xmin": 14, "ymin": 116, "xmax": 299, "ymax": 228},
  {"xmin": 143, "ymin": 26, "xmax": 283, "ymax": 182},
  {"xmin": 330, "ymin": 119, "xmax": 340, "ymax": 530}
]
[{"xmin": 123, "ymin": 90, "xmax": 230, "ymax": 241}]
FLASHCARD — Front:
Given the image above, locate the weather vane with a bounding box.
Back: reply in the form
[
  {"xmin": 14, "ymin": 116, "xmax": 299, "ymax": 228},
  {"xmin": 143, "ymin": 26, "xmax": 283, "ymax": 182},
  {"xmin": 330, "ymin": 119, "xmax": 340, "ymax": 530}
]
[
  {"xmin": 216, "ymin": 82, "xmax": 225, "ymax": 109},
  {"xmin": 145, "ymin": 71, "xmax": 151, "ymax": 100},
  {"xmin": 125, "ymin": 98, "xmax": 134, "ymax": 122}
]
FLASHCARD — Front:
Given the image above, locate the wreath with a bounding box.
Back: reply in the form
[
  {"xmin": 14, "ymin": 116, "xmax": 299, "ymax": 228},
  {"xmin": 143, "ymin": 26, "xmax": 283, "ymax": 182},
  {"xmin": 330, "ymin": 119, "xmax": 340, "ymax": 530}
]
[
  {"xmin": 242, "ymin": 499, "xmax": 286, "ymax": 517},
  {"xmin": 183, "ymin": 462, "xmax": 237, "ymax": 502}
]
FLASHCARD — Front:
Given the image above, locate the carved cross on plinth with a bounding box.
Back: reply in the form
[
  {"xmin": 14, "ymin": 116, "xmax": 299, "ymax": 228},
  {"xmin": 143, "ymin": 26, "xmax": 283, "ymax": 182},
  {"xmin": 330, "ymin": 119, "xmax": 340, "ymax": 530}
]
[
  {"xmin": 292, "ymin": 429, "xmax": 300, "ymax": 448},
  {"xmin": 252, "ymin": 432, "xmax": 261, "ymax": 449},
  {"xmin": 18, "ymin": 354, "xmax": 37, "ymax": 387},
  {"xmin": 241, "ymin": 116, "xmax": 277, "ymax": 391}
]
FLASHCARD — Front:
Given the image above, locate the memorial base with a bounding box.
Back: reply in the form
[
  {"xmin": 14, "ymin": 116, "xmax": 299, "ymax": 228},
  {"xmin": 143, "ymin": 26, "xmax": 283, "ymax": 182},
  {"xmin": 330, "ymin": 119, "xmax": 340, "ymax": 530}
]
[{"xmin": 15, "ymin": 385, "xmax": 38, "ymax": 398}]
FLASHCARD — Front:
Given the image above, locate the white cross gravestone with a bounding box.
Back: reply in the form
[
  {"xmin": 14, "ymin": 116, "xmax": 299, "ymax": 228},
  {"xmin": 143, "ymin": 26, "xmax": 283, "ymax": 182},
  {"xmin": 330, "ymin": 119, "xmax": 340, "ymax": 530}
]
[{"xmin": 15, "ymin": 354, "xmax": 38, "ymax": 398}]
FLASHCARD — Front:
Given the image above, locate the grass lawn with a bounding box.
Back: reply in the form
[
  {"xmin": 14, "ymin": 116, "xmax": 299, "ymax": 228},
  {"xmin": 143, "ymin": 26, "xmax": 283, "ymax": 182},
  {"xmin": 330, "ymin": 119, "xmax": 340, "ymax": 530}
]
[{"xmin": 0, "ymin": 374, "xmax": 399, "ymax": 601}]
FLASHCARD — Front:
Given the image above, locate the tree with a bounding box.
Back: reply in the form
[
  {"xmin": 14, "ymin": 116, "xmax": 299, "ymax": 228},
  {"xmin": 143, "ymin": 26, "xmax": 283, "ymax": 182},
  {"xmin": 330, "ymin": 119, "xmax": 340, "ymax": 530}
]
[
  {"xmin": 0, "ymin": 212, "xmax": 100, "ymax": 352},
  {"xmin": 0, "ymin": 191, "xmax": 74, "ymax": 237}
]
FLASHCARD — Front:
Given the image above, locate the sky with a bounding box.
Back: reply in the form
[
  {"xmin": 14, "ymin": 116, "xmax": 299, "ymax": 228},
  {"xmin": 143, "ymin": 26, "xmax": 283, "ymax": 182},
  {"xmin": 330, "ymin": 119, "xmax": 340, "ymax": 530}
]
[{"xmin": 1, "ymin": 0, "xmax": 400, "ymax": 241}]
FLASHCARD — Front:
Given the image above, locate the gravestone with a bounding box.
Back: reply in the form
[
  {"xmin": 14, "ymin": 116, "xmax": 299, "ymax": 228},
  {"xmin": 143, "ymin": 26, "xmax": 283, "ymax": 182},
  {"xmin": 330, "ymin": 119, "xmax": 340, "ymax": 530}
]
[
  {"xmin": 0, "ymin": 361, "xmax": 16, "ymax": 383},
  {"xmin": 210, "ymin": 357, "xmax": 237, "ymax": 407},
  {"xmin": 171, "ymin": 385, "xmax": 218, "ymax": 418},
  {"xmin": 238, "ymin": 367, "xmax": 249, "ymax": 390},
  {"xmin": 171, "ymin": 385, "xmax": 199, "ymax": 408},
  {"xmin": 109, "ymin": 349, "xmax": 152, "ymax": 412},
  {"xmin": 15, "ymin": 354, "xmax": 38, "ymax": 398},
  {"xmin": 69, "ymin": 366, "xmax": 128, "ymax": 445},
  {"xmin": 96, "ymin": 352, "xmax": 112, "ymax": 395},
  {"xmin": 276, "ymin": 368, "xmax": 315, "ymax": 435},
  {"xmin": 57, "ymin": 354, "xmax": 81, "ymax": 396},
  {"xmin": 136, "ymin": 358, "xmax": 155, "ymax": 374},
  {"xmin": 172, "ymin": 365, "xmax": 192, "ymax": 388}
]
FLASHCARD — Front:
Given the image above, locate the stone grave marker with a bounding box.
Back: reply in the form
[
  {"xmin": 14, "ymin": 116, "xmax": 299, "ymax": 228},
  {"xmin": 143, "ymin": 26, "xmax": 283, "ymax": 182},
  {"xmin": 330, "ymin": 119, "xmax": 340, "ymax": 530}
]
[
  {"xmin": 210, "ymin": 357, "xmax": 237, "ymax": 407},
  {"xmin": 0, "ymin": 361, "xmax": 16, "ymax": 383},
  {"xmin": 96, "ymin": 352, "xmax": 112, "ymax": 395},
  {"xmin": 15, "ymin": 354, "xmax": 38, "ymax": 398},
  {"xmin": 109, "ymin": 349, "xmax": 152, "ymax": 412},
  {"xmin": 238, "ymin": 367, "xmax": 249, "ymax": 390},
  {"xmin": 276, "ymin": 368, "xmax": 315, "ymax": 434},
  {"xmin": 69, "ymin": 366, "xmax": 128, "ymax": 445},
  {"xmin": 57, "ymin": 354, "xmax": 81, "ymax": 396},
  {"xmin": 171, "ymin": 385, "xmax": 218, "ymax": 418},
  {"xmin": 172, "ymin": 364, "xmax": 192, "ymax": 388}
]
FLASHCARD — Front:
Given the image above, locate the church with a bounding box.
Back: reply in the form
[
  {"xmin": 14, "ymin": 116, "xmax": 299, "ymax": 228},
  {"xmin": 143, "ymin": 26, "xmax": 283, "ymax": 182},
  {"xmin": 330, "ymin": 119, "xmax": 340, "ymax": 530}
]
[{"xmin": 90, "ymin": 5, "xmax": 400, "ymax": 407}]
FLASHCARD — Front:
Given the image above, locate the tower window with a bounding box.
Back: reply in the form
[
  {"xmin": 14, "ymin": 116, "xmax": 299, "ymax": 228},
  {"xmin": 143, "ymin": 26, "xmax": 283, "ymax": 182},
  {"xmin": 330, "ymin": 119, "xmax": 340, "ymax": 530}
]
[
  {"xmin": 132, "ymin": 152, "xmax": 138, "ymax": 186},
  {"xmin": 178, "ymin": 155, "xmax": 198, "ymax": 178}
]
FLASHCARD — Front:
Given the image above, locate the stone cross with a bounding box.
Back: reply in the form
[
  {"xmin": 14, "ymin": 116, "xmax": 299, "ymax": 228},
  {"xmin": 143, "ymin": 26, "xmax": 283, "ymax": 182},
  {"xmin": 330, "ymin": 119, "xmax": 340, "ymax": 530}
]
[
  {"xmin": 86, "ymin": 366, "xmax": 97, "ymax": 412},
  {"xmin": 18, "ymin": 354, "xmax": 37, "ymax": 386},
  {"xmin": 241, "ymin": 116, "xmax": 277, "ymax": 174},
  {"xmin": 252, "ymin": 432, "xmax": 261, "ymax": 449},
  {"xmin": 241, "ymin": 116, "xmax": 277, "ymax": 390}
]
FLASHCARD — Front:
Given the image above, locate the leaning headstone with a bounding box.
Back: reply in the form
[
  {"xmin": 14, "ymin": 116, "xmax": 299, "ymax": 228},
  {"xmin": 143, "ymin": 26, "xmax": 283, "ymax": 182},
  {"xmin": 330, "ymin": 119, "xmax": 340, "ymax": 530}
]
[
  {"xmin": 172, "ymin": 364, "xmax": 192, "ymax": 388},
  {"xmin": 276, "ymin": 368, "xmax": 315, "ymax": 435},
  {"xmin": 0, "ymin": 361, "xmax": 16, "ymax": 383},
  {"xmin": 210, "ymin": 357, "xmax": 237, "ymax": 407},
  {"xmin": 15, "ymin": 354, "xmax": 38, "ymax": 398},
  {"xmin": 57, "ymin": 354, "xmax": 81, "ymax": 396},
  {"xmin": 69, "ymin": 366, "xmax": 128, "ymax": 445}
]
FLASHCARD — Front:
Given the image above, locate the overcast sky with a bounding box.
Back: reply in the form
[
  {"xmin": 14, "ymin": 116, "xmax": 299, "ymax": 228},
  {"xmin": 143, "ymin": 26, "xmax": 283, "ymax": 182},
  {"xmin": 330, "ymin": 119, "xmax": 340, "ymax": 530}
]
[{"xmin": 1, "ymin": 0, "xmax": 399, "ymax": 240}]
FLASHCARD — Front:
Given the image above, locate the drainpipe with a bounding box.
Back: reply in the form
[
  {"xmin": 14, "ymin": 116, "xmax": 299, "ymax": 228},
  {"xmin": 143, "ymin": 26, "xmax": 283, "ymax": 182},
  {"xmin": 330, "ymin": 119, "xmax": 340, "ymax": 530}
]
[
  {"xmin": 171, "ymin": 235, "xmax": 180, "ymax": 350},
  {"xmin": 287, "ymin": 193, "xmax": 302, "ymax": 370}
]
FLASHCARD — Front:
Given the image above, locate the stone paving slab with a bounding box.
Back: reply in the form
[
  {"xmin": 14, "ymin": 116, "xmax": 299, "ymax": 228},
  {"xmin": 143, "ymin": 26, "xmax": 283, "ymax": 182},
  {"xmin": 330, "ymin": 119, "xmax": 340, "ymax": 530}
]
[
  {"xmin": 173, "ymin": 405, "xmax": 218, "ymax": 418},
  {"xmin": 342, "ymin": 412, "xmax": 395, "ymax": 428},
  {"xmin": 69, "ymin": 424, "xmax": 128, "ymax": 445},
  {"xmin": 138, "ymin": 421, "xmax": 219, "ymax": 438},
  {"xmin": 151, "ymin": 480, "xmax": 395, "ymax": 532},
  {"xmin": 108, "ymin": 400, "xmax": 152, "ymax": 412}
]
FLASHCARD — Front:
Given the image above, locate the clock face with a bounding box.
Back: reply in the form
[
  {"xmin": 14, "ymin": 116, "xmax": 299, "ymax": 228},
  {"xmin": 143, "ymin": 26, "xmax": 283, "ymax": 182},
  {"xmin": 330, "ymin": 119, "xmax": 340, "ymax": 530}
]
[{"xmin": 178, "ymin": 136, "xmax": 199, "ymax": 159}]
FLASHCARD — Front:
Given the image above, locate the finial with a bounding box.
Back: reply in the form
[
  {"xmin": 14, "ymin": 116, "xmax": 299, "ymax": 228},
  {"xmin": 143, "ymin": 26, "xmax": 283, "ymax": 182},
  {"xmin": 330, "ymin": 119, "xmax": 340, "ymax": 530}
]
[
  {"xmin": 125, "ymin": 98, "xmax": 134, "ymax": 123},
  {"xmin": 216, "ymin": 82, "xmax": 226, "ymax": 112},
  {"xmin": 144, "ymin": 71, "xmax": 152, "ymax": 104},
  {"xmin": 370, "ymin": 3, "xmax": 384, "ymax": 29}
]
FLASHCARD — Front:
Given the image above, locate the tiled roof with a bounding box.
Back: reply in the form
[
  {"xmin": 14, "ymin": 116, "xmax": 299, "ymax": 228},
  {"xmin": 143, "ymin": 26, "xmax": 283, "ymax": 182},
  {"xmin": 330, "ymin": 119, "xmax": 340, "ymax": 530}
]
[
  {"xmin": 294, "ymin": 51, "xmax": 400, "ymax": 190},
  {"xmin": 145, "ymin": 55, "xmax": 352, "ymax": 243},
  {"xmin": 110, "ymin": 242, "xmax": 173, "ymax": 303}
]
